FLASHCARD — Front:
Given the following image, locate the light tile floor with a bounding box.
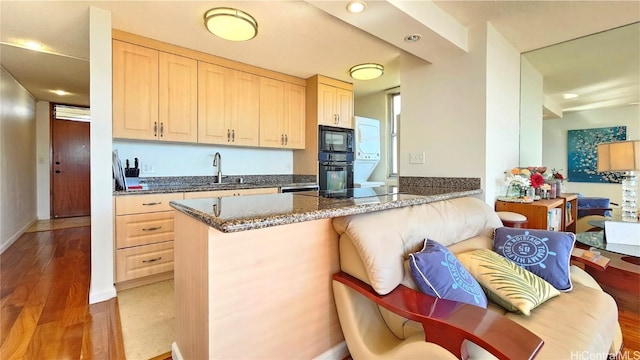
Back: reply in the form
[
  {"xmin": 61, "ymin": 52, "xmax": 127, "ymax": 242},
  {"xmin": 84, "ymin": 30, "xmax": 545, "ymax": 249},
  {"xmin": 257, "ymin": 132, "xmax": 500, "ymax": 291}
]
[{"xmin": 118, "ymin": 279, "xmax": 175, "ymax": 360}]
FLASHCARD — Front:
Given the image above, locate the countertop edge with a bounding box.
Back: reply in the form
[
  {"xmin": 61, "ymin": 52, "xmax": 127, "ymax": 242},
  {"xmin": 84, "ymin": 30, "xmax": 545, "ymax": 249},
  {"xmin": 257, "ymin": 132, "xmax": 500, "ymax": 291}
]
[{"xmin": 170, "ymin": 189, "xmax": 481, "ymax": 233}]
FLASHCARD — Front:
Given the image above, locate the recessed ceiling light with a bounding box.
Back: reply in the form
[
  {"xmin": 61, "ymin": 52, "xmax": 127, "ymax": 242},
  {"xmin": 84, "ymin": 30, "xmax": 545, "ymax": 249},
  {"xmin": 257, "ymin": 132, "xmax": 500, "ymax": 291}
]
[
  {"xmin": 24, "ymin": 41, "xmax": 43, "ymax": 50},
  {"xmin": 562, "ymin": 93, "xmax": 579, "ymax": 99},
  {"xmin": 50, "ymin": 89, "xmax": 70, "ymax": 96},
  {"xmin": 404, "ymin": 34, "xmax": 422, "ymax": 42},
  {"xmin": 346, "ymin": 1, "xmax": 366, "ymax": 13}
]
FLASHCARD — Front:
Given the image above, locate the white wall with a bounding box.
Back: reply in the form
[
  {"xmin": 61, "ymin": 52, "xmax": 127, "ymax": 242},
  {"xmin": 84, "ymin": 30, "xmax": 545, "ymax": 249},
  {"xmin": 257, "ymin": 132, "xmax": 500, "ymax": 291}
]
[
  {"xmin": 519, "ymin": 57, "xmax": 544, "ymax": 167},
  {"xmin": 36, "ymin": 101, "xmax": 51, "ymax": 220},
  {"xmin": 485, "ymin": 24, "xmax": 522, "ymax": 201},
  {"xmin": 543, "ymin": 104, "xmax": 640, "ymax": 205},
  {"xmin": 0, "ymin": 67, "xmax": 37, "ymax": 253},
  {"xmin": 113, "ymin": 140, "xmax": 293, "ymax": 177},
  {"xmin": 354, "ymin": 89, "xmax": 398, "ymax": 185},
  {"xmin": 89, "ymin": 6, "xmax": 116, "ymax": 304},
  {"xmin": 400, "ymin": 22, "xmax": 521, "ymax": 203}
]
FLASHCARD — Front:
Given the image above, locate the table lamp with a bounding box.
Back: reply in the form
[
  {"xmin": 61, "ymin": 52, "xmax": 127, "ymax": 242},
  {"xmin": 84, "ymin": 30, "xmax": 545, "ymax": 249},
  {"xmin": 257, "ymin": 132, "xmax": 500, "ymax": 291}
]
[{"xmin": 597, "ymin": 140, "xmax": 640, "ymax": 222}]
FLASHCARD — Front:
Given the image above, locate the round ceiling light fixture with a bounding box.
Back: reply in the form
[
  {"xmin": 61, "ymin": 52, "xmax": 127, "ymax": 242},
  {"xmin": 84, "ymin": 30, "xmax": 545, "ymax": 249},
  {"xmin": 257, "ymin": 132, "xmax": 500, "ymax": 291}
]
[
  {"xmin": 346, "ymin": 1, "xmax": 366, "ymax": 13},
  {"xmin": 204, "ymin": 7, "xmax": 258, "ymax": 42},
  {"xmin": 404, "ymin": 34, "xmax": 422, "ymax": 42},
  {"xmin": 349, "ymin": 63, "xmax": 384, "ymax": 80}
]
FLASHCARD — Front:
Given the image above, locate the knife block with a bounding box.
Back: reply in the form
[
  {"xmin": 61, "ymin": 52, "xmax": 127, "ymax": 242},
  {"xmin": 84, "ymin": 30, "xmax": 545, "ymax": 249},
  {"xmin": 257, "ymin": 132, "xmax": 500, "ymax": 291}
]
[{"xmin": 125, "ymin": 168, "xmax": 140, "ymax": 178}]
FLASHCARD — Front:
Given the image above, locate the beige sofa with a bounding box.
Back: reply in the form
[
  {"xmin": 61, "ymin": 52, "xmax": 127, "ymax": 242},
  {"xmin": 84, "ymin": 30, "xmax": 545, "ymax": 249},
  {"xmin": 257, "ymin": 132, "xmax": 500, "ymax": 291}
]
[{"xmin": 332, "ymin": 196, "xmax": 622, "ymax": 359}]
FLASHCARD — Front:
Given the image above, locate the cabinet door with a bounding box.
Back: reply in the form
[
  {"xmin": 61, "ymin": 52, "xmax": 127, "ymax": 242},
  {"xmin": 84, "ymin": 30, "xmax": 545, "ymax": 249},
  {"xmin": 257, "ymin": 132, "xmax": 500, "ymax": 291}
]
[
  {"xmin": 317, "ymin": 83, "xmax": 337, "ymax": 126},
  {"xmin": 259, "ymin": 78, "xmax": 285, "ymax": 148},
  {"xmin": 283, "ymin": 83, "xmax": 306, "ymax": 149},
  {"xmin": 336, "ymin": 87, "xmax": 353, "ymax": 128},
  {"xmin": 198, "ymin": 62, "xmax": 231, "ymax": 144},
  {"xmin": 159, "ymin": 52, "xmax": 198, "ymax": 142},
  {"xmin": 230, "ymin": 71, "xmax": 260, "ymax": 146},
  {"xmin": 113, "ymin": 40, "xmax": 159, "ymax": 140}
]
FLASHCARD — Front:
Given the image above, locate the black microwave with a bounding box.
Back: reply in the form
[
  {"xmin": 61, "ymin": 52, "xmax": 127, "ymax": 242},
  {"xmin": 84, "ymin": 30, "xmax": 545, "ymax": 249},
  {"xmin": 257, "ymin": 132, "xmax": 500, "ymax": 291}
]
[{"xmin": 318, "ymin": 125, "xmax": 354, "ymax": 153}]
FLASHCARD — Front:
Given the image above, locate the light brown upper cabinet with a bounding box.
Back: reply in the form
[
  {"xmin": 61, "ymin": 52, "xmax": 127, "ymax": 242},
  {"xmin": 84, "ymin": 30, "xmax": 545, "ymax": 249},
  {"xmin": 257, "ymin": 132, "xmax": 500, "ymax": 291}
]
[
  {"xmin": 113, "ymin": 40, "xmax": 197, "ymax": 142},
  {"xmin": 113, "ymin": 40, "xmax": 159, "ymax": 140},
  {"xmin": 158, "ymin": 52, "xmax": 198, "ymax": 142},
  {"xmin": 308, "ymin": 75, "xmax": 353, "ymax": 129},
  {"xmin": 198, "ymin": 62, "xmax": 260, "ymax": 146},
  {"xmin": 259, "ymin": 79, "xmax": 305, "ymax": 149}
]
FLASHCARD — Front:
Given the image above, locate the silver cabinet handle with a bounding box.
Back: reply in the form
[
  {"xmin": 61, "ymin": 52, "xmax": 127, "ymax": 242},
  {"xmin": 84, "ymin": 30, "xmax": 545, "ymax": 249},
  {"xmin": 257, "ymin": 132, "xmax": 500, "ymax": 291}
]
[
  {"xmin": 281, "ymin": 134, "xmax": 284, "ymax": 145},
  {"xmin": 231, "ymin": 129, "xmax": 235, "ymax": 142},
  {"xmin": 160, "ymin": 122, "xmax": 164, "ymax": 138},
  {"xmin": 285, "ymin": 134, "xmax": 288, "ymax": 145},
  {"xmin": 154, "ymin": 122, "xmax": 158, "ymax": 137},
  {"xmin": 142, "ymin": 257, "xmax": 162, "ymax": 263},
  {"xmin": 142, "ymin": 226, "xmax": 162, "ymax": 231},
  {"xmin": 142, "ymin": 202, "xmax": 162, "ymax": 206},
  {"xmin": 227, "ymin": 129, "xmax": 231, "ymax": 142}
]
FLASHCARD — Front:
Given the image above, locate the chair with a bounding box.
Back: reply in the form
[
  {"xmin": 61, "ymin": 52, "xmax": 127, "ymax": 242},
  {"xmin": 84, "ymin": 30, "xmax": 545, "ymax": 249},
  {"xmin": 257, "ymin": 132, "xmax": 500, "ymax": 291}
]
[{"xmin": 577, "ymin": 196, "xmax": 615, "ymax": 218}]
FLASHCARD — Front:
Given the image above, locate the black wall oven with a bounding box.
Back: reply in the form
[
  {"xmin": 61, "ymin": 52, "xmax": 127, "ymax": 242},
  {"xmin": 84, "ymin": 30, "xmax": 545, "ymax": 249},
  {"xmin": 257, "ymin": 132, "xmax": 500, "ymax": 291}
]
[
  {"xmin": 319, "ymin": 152, "xmax": 354, "ymax": 191},
  {"xmin": 318, "ymin": 125, "xmax": 355, "ymax": 192}
]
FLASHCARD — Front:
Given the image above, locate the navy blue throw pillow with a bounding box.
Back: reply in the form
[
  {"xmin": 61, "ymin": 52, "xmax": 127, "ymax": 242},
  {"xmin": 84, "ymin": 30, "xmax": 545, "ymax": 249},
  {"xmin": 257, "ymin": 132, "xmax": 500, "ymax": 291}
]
[
  {"xmin": 409, "ymin": 239, "xmax": 488, "ymax": 308},
  {"xmin": 494, "ymin": 227, "xmax": 575, "ymax": 292}
]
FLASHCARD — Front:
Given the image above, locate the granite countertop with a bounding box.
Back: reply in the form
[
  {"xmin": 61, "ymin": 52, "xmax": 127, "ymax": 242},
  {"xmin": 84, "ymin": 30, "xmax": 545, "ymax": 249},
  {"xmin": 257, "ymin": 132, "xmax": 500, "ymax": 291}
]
[
  {"xmin": 170, "ymin": 187, "xmax": 482, "ymax": 233},
  {"xmin": 112, "ymin": 175, "xmax": 317, "ymax": 196}
]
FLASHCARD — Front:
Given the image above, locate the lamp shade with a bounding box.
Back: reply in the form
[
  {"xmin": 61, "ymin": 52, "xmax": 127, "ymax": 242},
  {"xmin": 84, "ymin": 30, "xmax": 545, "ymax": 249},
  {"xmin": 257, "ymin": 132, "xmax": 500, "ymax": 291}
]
[
  {"xmin": 597, "ymin": 140, "xmax": 640, "ymax": 172},
  {"xmin": 204, "ymin": 8, "xmax": 258, "ymax": 42},
  {"xmin": 349, "ymin": 63, "xmax": 384, "ymax": 80}
]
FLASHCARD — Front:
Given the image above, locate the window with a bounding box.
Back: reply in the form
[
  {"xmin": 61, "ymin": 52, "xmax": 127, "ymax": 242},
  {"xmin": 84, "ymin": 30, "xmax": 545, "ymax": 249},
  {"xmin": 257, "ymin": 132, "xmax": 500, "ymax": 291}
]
[
  {"xmin": 53, "ymin": 104, "xmax": 91, "ymax": 122},
  {"xmin": 388, "ymin": 92, "xmax": 400, "ymax": 177}
]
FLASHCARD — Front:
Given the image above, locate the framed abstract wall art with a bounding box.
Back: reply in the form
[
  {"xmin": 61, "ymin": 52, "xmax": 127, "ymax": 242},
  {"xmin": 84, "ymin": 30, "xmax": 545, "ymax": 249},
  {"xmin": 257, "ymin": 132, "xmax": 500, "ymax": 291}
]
[{"xmin": 567, "ymin": 126, "xmax": 626, "ymax": 183}]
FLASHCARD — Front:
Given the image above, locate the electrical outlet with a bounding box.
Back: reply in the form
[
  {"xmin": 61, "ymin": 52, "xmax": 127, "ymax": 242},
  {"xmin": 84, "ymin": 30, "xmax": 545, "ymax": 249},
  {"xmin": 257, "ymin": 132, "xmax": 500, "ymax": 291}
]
[
  {"xmin": 142, "ymin": 164, "xmax": 154, "ymax": 173},
  {"xmin": 409, "ymin": 152, "xmax": 425, "ymax": 164}
]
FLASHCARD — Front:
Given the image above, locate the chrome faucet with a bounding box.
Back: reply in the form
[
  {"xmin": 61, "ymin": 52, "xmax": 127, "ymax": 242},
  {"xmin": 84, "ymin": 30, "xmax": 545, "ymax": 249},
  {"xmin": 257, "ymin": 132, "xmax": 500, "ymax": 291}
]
[{"xmin": 213, "ymin": 152, "xmax": 222, "ymax": 183}]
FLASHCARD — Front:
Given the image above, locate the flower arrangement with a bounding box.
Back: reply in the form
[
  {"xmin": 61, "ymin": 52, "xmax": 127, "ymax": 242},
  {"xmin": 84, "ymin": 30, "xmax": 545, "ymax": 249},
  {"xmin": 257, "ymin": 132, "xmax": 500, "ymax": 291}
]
[{"xmin": 503, "ymin": 166, "xmax": 565, "ymax": 200}]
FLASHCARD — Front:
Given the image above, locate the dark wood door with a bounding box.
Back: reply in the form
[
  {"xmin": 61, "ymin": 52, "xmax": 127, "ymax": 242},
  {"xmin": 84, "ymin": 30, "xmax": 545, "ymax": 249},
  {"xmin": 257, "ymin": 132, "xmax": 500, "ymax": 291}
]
[{"xmin": 52, "ymin": 119, "xmax": 90, "ymax": 218}]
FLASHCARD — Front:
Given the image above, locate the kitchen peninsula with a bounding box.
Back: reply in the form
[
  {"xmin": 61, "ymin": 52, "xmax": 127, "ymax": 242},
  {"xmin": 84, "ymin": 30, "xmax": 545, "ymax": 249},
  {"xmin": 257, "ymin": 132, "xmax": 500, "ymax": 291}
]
[{"xmin": 169, "ymin": 184, "xmax": 482, "ymax": 359}]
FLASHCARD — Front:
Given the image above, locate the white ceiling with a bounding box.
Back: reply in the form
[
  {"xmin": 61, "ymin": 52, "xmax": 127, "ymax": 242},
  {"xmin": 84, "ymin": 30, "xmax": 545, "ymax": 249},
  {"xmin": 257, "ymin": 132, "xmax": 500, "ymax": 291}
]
[{"xmin": 1, "ymin": 1, "xmax": 639, "ymax": 115}]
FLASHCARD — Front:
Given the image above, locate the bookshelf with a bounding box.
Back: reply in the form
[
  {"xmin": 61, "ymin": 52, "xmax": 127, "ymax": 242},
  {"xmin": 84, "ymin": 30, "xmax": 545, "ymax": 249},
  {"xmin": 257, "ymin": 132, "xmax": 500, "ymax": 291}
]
[
  {"xmin": 560, "ymin": 193, "xmax": 578, "ymax": 233},
  {"xmin": 495, "ymin": 198, "xmax": 566, "ymax": 231}
]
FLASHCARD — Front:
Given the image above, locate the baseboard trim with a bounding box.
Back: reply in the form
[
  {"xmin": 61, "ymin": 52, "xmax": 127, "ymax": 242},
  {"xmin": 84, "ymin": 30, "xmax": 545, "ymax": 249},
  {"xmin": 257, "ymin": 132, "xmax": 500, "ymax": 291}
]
[
  {"xmin": 172, "ymin": 342, "xmax": 184, "ymax": 360},
  {"xmin": 89, "ymin": 285, "xmax": 117, "ymax": 304},
  {"xmin": 314, "ymin": 341, "xmax": 349, "ymax": 360},
  {"xmin": 0, "ymin": 218, "xmax": 36, "ymax": 254}
]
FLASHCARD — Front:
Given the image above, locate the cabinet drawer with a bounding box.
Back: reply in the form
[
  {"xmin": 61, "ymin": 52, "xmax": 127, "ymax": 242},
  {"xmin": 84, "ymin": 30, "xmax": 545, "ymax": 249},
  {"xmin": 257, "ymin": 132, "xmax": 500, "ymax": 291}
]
[
  {"xmin": 115, "ymin": 193, "xmax": 183, "ymax": 215},
  {"xmin": 116, "ymin": 211, "xmax": 174, "ymax": 249},
  {"xmin": 116, "ymin": 241, "xmax": 174, "ymax": 282}
]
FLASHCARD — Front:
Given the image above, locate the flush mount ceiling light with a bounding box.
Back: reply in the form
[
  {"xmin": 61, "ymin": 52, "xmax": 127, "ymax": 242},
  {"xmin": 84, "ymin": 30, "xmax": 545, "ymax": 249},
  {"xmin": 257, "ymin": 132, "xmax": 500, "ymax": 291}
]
[
  {"xmin": 346, "ymin": 1, "xmax": 366, "ymax": 13},
  {"xmin": 50, "ymin": 89, "xmax": 70, "ymax": 96},
  {"xmin": 204, "ymin": 7, "xmax": 258, "ymax": 42},
  {"xmin": 404, "ymin": 34, "xmax": 422, "ymax": 42},
  {"xmin": 563, "ymin": 93, "xmax": 579, "ymax": 99},
  {"xmin": 349, "ymin": 63, "xmax": 384, "ymax": 80}
]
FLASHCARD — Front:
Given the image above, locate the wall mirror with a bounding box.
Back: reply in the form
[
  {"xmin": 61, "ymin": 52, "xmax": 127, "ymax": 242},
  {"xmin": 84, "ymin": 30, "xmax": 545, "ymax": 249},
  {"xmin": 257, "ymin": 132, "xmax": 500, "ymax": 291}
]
[{"xmin": 519, "ymin": 22, "xmax": 639, "ymax": 202}]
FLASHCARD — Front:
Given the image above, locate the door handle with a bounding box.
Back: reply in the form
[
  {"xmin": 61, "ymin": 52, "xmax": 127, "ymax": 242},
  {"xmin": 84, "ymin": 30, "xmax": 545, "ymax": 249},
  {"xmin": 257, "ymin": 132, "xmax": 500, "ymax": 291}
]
[
  {"xmin": 55, "ymin": 170, "xmax": 61, "ymax": 174},
  {"xmin": 142, "ymin": 202, "xmax": 162, "ymax": 206},
  {"xmin": 55, "ymin": 161, "xmax": 61, "ymax": 165},
  {"xmin": 284, "ymin": 134, "xmax": 288, "ymax": 145},
  {"xmin": 227, "ymin": 129, "xmax": 231, "ymax": 142},
  {"xmin": 160, "ymin": 122, "xmax": 164, "ymax": 138},
  {"xmin": 281, "ymin": 134, "xmax": 284, "ymax": 145},
  {"xmin": 142, "ymin": 257, "xmax": 162, "ymax": 263},
  {"xmin": 154, "ymin": 122, "xmax": 158, "ymax": 137},
  {"xmin": 231, "ymin": 129, "xmax": 235, "ymax": 142}
]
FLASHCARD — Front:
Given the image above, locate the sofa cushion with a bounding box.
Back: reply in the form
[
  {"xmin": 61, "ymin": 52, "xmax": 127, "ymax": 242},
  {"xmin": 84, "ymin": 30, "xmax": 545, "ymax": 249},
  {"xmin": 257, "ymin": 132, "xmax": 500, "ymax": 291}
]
[
  {"xmin": 493, "ymin": 227, "xmax": 575, "ymax": 291},
  {"xmin": 409, "ymin": 239, "xmax": 488, "ymax": 308},
  {"xmin": 332, "ymin": 197, "xmax": 503, "ymax": 295},
  {"xmin": 456, "ymin": 249, "xmax": 560, "ymax": 315}
]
